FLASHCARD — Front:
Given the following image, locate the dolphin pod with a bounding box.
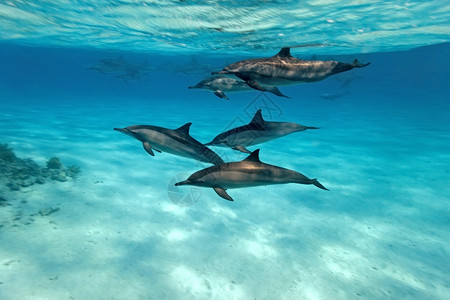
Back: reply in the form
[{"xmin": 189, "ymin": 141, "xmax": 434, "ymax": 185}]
[
  {"xmin": 114, "ymin": 46, "xmax": 366, "ymax": 201},
  {"xmin": 89, "ymin": 55, "xmax": 150, "ymax": 81},
  {"xmin": 115, "ymin": 109, "xmax": 327, "ymax": 201},
  {"xmin": 190, "ymin": 46, "xmax": 369, "ymax": 99}
]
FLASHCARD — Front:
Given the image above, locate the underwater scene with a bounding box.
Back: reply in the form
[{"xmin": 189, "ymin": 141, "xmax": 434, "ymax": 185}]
[{"xmin": 0, "ymin": 1, "xmax": 449, "ymax": 299}]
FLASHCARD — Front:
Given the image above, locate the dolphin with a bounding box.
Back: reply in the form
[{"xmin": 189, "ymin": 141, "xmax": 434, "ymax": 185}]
[
  {"xmin": 189, "ymin": 75, "xmax": 288, "ymax": 99},
  {"xmin": 205, "ymin": 109, "xmax": 319, "ymax": 153},
  {"xmin": 318, "ymin": 90, "xmax": 349, "ymax": 101},
  {"xmin": 175, "ymin": 149, "xmax": 328, "ymax": 201},
  {"xmin": 99, "ymin": 55, "xmax": 126, "ymax": 67},
  {"xmin": 114, "ymin": 123, "xmax": 224, "ymax": 165},
  {"xmin": 90, "ymin": 55, "xmax": 150, "ymax": 78},
  {"xmin": 213, "ymin": 47, "xmax": 370, "ymax": 97}
]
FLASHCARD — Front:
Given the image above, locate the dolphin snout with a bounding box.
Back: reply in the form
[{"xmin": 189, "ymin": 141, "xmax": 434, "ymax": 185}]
[
  {"xmin": 175, "ymin": 180, "xmax": 190, "ymax": 186},
  {"xmin": 114, "ymin": 127, "xmax": 135, "ymax": 138},
  {"xmin": 212, "ymin": 70, "xmax": 228, "ymax": 75}
]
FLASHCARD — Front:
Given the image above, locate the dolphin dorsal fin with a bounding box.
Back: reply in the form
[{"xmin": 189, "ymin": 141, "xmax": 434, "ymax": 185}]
[
  {"xmin": 249, "ymin": 109, "xmax": 264, "ymax": 125},
  {"xmin": 175, "ymin": 122, "xmax": 192, "ymax": 135},
  {"xmin": 276, "ymin": 47, "xmax": 292, "ymax": 58},
  {"xmin": 243, "ymin": 149, "xmax": 261, "ymax": 163}
]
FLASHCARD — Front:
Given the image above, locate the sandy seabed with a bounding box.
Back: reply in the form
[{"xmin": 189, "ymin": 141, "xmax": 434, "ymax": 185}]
[{"xmin": 0, "ymin": 88, "xmax": 449, "ymax": 300}]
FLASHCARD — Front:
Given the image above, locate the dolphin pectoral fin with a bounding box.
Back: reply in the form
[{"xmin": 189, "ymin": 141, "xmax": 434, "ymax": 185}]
[
  {"xmin": 142, "ymin": 142, "xmax": 155, "ymax": 156},
  {"xmin": 213, "ymin": 187, "xmax": 234, "ymax": 201},
  {"xmin": 245, "ymin": 79, "xmax": 267, "ymax": 92},
  {"xmin": 153, "ymin": 148, "xmax": 162, "ymax": 153},
  {"xmin": 264, "ymin": 86, "xmax": 290, "ymax": 98},
  {"xmin": 214, "ymin": 90, "xmax": 230, "ymax": 100},
  {"xmin": 232, "ymin": 145, "xmax": 252, "ymax": 154}
]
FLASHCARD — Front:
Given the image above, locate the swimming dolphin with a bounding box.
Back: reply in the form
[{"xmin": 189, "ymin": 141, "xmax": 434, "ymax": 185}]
[
  {"xmin": 318, "ymin": 90, "xmax": 349, "ymax": 101},
  {"xmin": 189, "ymin": 75, "xmax": 253, "ymax": 100},
  {"xmin": 175, "ymin": 149, "xmax": 328, "ymax": 201},
  {"xmin": 89, "ymin": 55, "xmax": 150, "ymax": 79},
  {"xmin": 205, "ymin": 109, "xmax": 319, "ymax": 153},
  {"xmin": 213, "ymin": 47, "xmax": 370, "ymax": 97},
  {"xmin": 189, "ymin": 75, "xmax": 288, "ymax": 99},
  {"xmin": 114, "ymin": 123, "xmax": 224, "ymax": 165}
]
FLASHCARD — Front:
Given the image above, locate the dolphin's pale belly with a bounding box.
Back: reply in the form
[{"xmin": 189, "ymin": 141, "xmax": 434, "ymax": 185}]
[
  {"xmin": 210, "ymin": 79, "xmax": 252, "ymax": 92},
  {"xmin": 205, "ymin": 170, "xmax": 290, "ymax": 189},
  {"xmin": 201, "ymin": 163, "xmax": 302, "ymax": 189},
  {"xmin": 246, "ymin": 69, "xmax": 335, "ymax": 86},
  {"xmin": 141, "ymin": 131, "xmax": 209, "ymax": 162},
  {"xmin": 227, "ymin": 130, "xmax": 280, "ymax": 146}
]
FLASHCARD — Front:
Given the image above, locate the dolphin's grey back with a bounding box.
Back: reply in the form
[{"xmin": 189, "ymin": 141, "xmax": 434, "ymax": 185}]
[
  {"xmin": 121, "ymin": 124, "xmax": 224, "ymax": 165},
  {"xmin": 162, "ymin": 125, "xmax": 224, "ymax": 165},
  {"xmin": 162, "ymin": 124, "xmax": 225, "ymax": 165},
  {"xmin": 224, "ymin": 47, "xmax": 368, "ymax": 83}
]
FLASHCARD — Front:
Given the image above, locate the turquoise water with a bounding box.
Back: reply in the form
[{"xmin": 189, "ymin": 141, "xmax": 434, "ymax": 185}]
[{"xmin": 1, "ymin": 1, "xmax": 450, "ymax": 300}]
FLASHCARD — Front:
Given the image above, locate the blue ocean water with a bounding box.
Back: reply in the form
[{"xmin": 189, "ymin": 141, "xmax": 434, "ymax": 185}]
[{"xmin": 1, "ymin": 1, "xmax": 450, "ymax": 300}]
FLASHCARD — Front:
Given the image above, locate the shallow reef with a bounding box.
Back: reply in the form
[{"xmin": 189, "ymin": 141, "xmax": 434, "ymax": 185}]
[{"xmin": 0, "ymin": 143, "xmax": 81, "ymax": 191}]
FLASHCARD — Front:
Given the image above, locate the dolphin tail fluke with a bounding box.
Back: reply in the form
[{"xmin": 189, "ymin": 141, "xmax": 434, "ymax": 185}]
[
  {"xmin": 311, "ymin": 179, "xmax": 328, "ymax": 191},
  {"xmin": 265, "ymin": 86, "xmax": 290, "ymax": 98},
  {"xmin": 213, "ymin": 187, "xmax": 234, "ymax": 201},
  {"xmin": 352, "ymin": 59, "xmax": 370, "ymax": 68}
]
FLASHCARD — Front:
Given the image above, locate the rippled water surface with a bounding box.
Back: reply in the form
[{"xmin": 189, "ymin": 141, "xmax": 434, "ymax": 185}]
[{"xmin": 1, "ymin": 0, "xmax": 449, "ymax": 54}]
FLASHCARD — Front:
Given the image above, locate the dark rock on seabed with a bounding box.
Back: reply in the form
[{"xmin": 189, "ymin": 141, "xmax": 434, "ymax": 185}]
[{"xmin": 0, "ymin": 143, "xmax": 81, "ymax": 191}]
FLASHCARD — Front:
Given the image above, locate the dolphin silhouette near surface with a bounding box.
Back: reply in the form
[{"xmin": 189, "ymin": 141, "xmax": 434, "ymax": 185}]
[
  {"xmin": 175, "ymin": 149, "xmax": 328, "ymax": 201},
  {"xmin": 205, "ymin": 109, "xmax": 319, "ymax": 153},
  {"xmin": 114, "ymin": 123, "xmax": 224, "ymax": 165},
  {"xmin": 213, "ymin": 47, "xmax": 370, "ymax": 97},
  {"xmin": 189, "ymin": 75, "xmax": 289, "ymax": 99}
]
